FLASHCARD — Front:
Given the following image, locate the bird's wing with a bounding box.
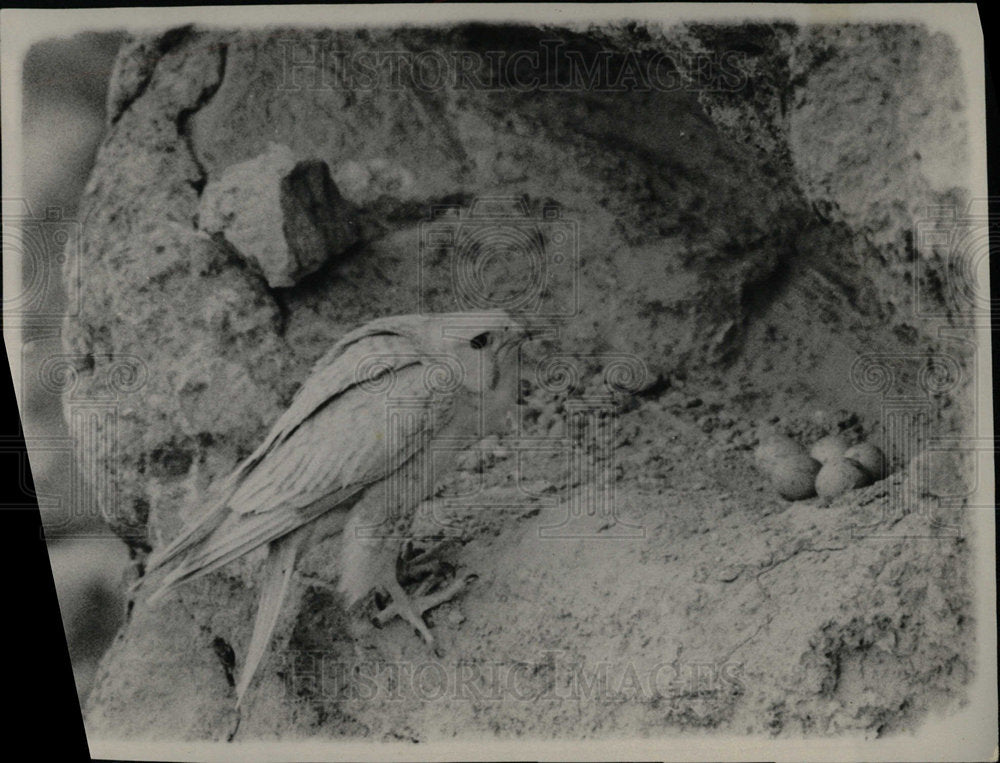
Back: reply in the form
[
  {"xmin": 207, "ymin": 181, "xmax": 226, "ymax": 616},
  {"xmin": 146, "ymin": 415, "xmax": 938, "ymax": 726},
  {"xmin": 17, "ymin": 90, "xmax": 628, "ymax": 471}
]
[
  {"xmin": 145, "ymin": 330, "xmax": 420, "ymax": 574},
  {"xmin": 228, "ymin": 358, "xmax": 443, "ymax": 516},
  {"xmin": 237, "ymin": 332, "xmax": 423, "ymax": 476},
  {"xmin": 146, "ymin": 359, "xmax": 456, "ymax": 598}
]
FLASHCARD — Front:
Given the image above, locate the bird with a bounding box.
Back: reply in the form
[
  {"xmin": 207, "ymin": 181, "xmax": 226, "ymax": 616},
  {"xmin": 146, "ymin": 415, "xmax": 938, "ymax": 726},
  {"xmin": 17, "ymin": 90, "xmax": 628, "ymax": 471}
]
[{"xmin": 138, "ymin": 310, "xmax": 532, "ymax": 706}]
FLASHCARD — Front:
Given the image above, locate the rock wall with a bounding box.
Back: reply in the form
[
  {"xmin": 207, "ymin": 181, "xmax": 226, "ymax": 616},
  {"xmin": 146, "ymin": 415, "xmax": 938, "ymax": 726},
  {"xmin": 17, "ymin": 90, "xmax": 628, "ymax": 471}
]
[{"xmin": 66, "ymin": 22, "xmax": 976, "ymax": 739}]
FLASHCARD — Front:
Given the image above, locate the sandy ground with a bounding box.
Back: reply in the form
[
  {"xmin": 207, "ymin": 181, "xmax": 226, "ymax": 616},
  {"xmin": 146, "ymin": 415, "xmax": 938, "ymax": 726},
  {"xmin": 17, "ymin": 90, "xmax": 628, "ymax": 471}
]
[{"xmin": 84, "ymin": 267, "xmax": 975, "ymax": 739}]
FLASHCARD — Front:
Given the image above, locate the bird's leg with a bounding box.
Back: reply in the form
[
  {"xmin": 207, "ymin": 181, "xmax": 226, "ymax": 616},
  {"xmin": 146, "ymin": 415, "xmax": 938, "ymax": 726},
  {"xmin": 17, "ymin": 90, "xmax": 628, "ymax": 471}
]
[
  {"xmin": 397, "ymin": 538, "xmax": 460, "ymax": 586},
  {"xmin": 398, "ymin": 556, "xmax": 457, "ymax": 588},
  {"xmin": 401, "ymin": 537, "xmax": 460, "ymax": 563},
  {"xmin": 373, "ymin": 574, "xmax": 436, "ymax": 643},
  {"xmin": 411, "ymin": 572, "xmax": 478, "ymax": 610},
  {"xmin": 373, "ymin": 569, "xmax": 477, "ymax": 643}
]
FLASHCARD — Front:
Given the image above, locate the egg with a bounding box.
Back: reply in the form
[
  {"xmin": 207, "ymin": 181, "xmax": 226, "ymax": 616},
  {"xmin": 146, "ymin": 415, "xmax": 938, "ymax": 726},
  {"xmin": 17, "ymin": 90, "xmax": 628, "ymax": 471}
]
[
  {"xmin": 767, "ymin": 454, "xmax": 821, "ymax": 500},
  {"xmin": 843, "ymin": 442, "xmax": 887, "ymax": 481},
  {"xmin": 755, "ymin": 433, "xmax": 807, "ymax": 469},
  {"xmin": 809, "ymin": 433, "xmax": 851, "ymax": 464},
  {"xmin": 815, "ymin": 458, "xmax": 872, "ymax": 499}
]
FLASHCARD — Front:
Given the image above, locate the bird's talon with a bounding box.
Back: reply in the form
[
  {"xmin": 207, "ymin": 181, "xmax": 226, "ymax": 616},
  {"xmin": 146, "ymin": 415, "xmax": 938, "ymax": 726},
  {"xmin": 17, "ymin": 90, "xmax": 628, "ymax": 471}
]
[
  {"xmin": 413, "ymin": 578, "xmax": 437, "ymax": 597},
  {"xmin": 399, "ymin": 558, "xmax": 455, "ymax": 588},
  {"xmin": 373, "ymin": 567, "xmax": 475, "ymax": 643},
  {"xmin": 400, "ymin": 537, "xmax": 459, "ymax": 569},
  {"xmin": 400, "ymin": 540, "xmax": 420, "ymax": 562}
]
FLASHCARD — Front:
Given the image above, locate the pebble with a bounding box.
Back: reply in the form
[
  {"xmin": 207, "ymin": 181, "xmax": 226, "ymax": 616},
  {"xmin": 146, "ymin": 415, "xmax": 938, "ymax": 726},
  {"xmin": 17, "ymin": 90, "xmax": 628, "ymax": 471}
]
[{"xmin": 717, "ymin": 565, "xmax": 742, "ymax": 582}]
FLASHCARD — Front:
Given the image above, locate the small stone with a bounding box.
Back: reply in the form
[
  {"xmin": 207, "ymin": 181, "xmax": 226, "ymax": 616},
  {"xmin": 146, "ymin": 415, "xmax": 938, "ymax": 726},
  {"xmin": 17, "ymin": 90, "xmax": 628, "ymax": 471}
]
[
  {"xmin": 446, "ymin": 609, "xmax": 465, "ymax": 627},
  {"xmin": 810, "ymin": 409, "xmax": 832, "ymax": 426},
  {"xmin": 717, "ymin": 565, "xmax": 742, "ymax": 582},
  {"xmin": 198, "ymin": 143, "xmax": 359, "ymax": 287},
  {"xmin": 332, "ymin": 159, "xmax": 373, "ymax": 199}
]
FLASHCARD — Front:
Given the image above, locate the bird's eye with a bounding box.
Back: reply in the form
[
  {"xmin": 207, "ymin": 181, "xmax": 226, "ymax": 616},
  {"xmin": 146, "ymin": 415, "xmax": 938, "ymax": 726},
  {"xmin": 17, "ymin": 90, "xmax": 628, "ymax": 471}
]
[{"xmin": 469, "ymin": 332, "xmax": 491, "ymax": 350}]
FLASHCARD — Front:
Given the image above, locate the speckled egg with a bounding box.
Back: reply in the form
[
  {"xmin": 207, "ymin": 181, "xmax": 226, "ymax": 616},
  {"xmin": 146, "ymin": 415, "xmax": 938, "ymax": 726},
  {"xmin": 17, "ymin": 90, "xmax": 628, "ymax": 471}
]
[
  {"xmin": 809, "ymin": 433, "xmax": 851, "ymax": 464},
  {"xmin": 767, "ymin": 454, "xmax": 821, "ymax": 500},
  {"xmin": 815, "ymin": 457, "xmax": 872, "ymax": 499},
  {"xmin": 754, "ymin": 433, "xmax": 807, "ymax": 469},
  {"xmin": 844, "ymin": 442, "xmax": 887, "ymax": 481}
]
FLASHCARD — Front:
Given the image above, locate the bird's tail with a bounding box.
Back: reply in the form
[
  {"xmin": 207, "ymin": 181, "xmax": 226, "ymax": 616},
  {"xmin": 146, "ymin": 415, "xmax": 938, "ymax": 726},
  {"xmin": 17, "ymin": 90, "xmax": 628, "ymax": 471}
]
[{"xmin": 235, "ymin": 530, "xmax": 303, "ymax": 707}]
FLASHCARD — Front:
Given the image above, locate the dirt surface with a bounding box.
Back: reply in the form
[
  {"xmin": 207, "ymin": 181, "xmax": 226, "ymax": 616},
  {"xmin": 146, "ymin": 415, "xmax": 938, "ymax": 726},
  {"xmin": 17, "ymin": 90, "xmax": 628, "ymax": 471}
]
[{"xmin": 64, "ymin": 22, "xmax": 979, "ymax": 741}]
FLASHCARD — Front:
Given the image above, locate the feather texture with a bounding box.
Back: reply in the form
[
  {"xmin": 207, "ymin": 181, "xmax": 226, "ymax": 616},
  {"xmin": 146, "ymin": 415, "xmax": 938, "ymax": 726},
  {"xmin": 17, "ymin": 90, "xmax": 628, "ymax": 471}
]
[{"xmin": 235, "ymin": 530, "xmax": 301, "ymax": 706}]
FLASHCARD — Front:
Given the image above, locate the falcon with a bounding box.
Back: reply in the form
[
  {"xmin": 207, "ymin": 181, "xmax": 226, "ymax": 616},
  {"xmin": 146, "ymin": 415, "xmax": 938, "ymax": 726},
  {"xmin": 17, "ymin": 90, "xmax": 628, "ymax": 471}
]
[{"xmin": 140, "ymin": 311, "xmax": 532, "ymax": 705}]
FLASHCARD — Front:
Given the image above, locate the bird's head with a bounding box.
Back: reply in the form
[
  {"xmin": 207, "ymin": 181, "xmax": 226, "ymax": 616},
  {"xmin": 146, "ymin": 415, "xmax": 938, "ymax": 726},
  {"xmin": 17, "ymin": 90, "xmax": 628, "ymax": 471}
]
[
  {"xmin": 416, "ymin": 310, "xmax": 534, "ymax": 398},
  {"xmin": 336, "ymin": 310, "xmax": 536, "ymax": 417}
]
